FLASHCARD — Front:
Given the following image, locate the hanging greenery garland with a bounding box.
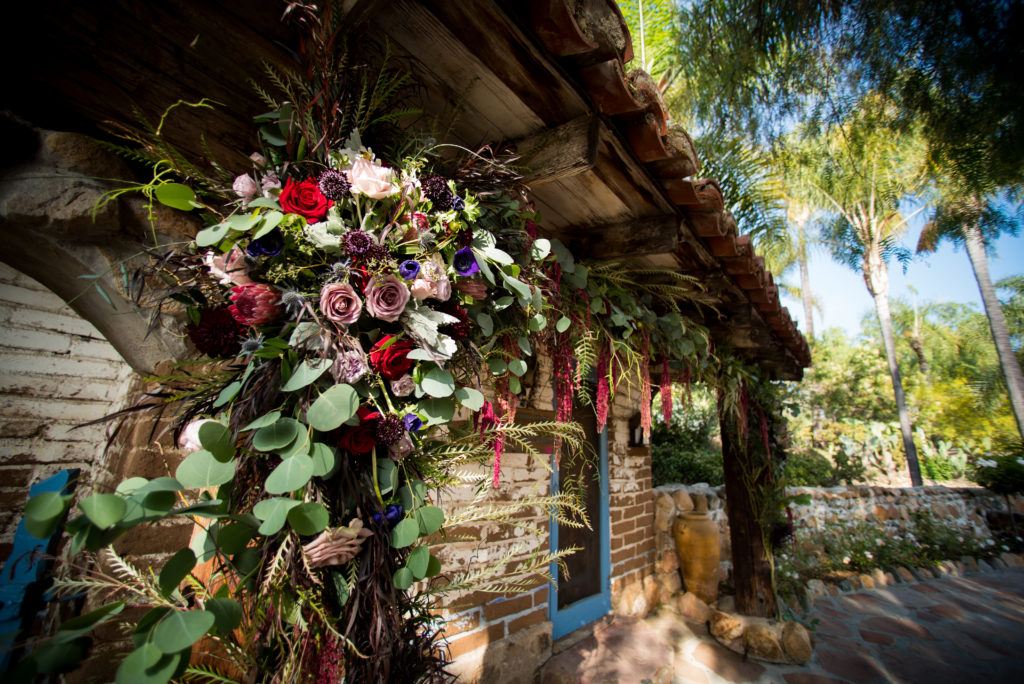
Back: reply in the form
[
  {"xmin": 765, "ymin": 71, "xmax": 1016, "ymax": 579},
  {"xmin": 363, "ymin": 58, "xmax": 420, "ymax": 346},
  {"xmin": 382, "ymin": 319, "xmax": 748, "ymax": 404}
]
[{"xmin": 14, "ymin": 3, "xmax": 711, "ymax": 682}]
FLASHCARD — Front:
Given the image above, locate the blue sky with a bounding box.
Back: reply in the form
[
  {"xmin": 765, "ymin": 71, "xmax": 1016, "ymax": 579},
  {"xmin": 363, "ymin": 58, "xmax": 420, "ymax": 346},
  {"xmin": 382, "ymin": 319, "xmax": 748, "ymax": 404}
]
[{"xmin": 778, "ymin": 224, "xmax": 1024, "ymax": 339}]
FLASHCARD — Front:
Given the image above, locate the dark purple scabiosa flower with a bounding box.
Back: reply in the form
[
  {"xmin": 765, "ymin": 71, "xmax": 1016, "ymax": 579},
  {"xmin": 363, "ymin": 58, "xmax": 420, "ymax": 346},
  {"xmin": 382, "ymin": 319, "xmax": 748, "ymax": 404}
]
[
  {"xmin": 246, "ymin": 228, "xmax": 285, "ymax": 257},
  {"xmin": 452, "ymin": 246, "xmax": 480, "ymax": 277},
  {"xmin": 186, "ymin": 307, "xmax": 244, "ymax": 358},
  {"xmin": 421, "ymin": 174, "xmax": 459, "ymax": 212},
  {"xmin": 317, "ymin": 168, "xmax": 351, "ymax": 201},
  {"xmin": 344, "ymin": 230, "xmax": 374, "ymax": 257},
  {"xmin": 373, "ymin": 414, "xmax": 405, "ymax": 445},
  {"xmin": 402, "ymin": 413, "xmax": 423, "ymax": 432},
  {"xmin": 454, "ymin": 228, "xmax": 474, "ymax": 248},
  {"xmin": 398, "ymin": 260, "xmax": 421, "ymax": 280}
]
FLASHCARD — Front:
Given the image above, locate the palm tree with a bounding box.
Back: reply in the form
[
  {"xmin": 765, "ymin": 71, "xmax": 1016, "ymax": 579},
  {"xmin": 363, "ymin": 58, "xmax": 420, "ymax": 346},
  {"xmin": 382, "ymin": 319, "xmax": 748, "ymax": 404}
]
[
  {"xmin": 918, "ymin": 191, "xmax": 1024, "ymax": 441},
  {"xmin": 795, "ymin": 99, "xmax": 927, "ymax": 485}
]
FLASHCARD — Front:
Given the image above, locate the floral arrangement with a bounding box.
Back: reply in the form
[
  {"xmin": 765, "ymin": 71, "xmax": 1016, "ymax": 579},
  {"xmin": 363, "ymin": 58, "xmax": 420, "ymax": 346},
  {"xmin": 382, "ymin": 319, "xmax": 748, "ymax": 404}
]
[{"xmin": 14, "ymin": 3, "xmax": 709, "ymax": 682}]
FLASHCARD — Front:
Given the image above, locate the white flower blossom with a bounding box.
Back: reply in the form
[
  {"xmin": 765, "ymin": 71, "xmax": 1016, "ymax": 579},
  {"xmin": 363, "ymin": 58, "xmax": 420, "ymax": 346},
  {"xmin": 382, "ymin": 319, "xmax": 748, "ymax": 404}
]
[{"xmin": 977, "ymin": 458, "xmax": 998, "ymax": 468}]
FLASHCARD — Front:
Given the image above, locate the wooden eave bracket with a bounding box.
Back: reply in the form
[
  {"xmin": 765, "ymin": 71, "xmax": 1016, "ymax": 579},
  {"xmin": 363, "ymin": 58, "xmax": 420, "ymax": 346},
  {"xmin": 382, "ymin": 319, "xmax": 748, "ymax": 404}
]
[
  {"xmin": 562, "ymin": 214, "xmax": 681, "ymax": 259},
  {"xmin": 513, "ymin": 113, "xmax": 600, "ymax": 186}
]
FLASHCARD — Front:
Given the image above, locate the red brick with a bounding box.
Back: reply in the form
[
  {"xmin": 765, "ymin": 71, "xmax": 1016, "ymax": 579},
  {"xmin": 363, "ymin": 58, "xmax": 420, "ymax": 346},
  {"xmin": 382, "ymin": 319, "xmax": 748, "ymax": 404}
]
[
  {"xmin": 612, "ymin": 518, "xmax": 637, "ymax": 535},
  {"xmin": 611, "ymin": 536, "xmax": 624, "ymax": 551},
  {"xmin": 482, "ymin": 593, "xmax": 532, "ymax": 621},
  {"xmin": 446, "ymin": 623, "xmax": 506, "ymax": 659},
  {"xmin": 612, "ymin": 547, "xmax": 634, "ymax": 564},
  {"xmin": 508, "ymin": 607, "xmax": 547, "ymax": 634},
  {"xmin": 533, "ymin": 587, "xmax": 549, "ymax": 607},
  {"xmin": 611, "ymin": 509, "xmax": 624, "ymax": 522},
  {"xmin": 438, "ymin": 610, "xmax": 481, "ymax": 638},
  {"xmin": 624, "ymin": 529, "xmax": 647, "ymax": 547}
]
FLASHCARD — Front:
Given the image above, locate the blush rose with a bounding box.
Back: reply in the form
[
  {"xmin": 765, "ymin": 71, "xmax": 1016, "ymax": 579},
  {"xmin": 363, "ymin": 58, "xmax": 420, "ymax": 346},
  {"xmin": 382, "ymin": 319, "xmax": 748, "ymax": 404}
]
[
  {"xmin": 348, "ymin": 157, "xmax": 397, "ymax": 200},
  {"xmin": 319, "ymin": 282, "xmax": 362, "ymax": 326},
  {"xmin": 364, "ymin": 274, "xmax": 410, "ymax": 322}
]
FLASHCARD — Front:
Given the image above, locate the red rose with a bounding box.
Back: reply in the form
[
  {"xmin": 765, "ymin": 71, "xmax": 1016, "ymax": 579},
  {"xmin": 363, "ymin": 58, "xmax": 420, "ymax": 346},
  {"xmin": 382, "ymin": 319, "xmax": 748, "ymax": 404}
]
[
  {"xmin": 338, "ymin": 407, "xmax": 380, "ymax": 455},
  {"xmin": 368, "ymin": 336, "xmax": 416, "ymax": 380},
  {"xmin": 280, "ymin": 177, "xmax": 333, "ymax": 223}
]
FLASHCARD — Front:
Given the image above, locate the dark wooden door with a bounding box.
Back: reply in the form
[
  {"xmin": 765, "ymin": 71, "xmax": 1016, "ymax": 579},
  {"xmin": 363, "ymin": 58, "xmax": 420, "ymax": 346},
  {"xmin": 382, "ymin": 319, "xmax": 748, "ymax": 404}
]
[{"xmin": 556, "ymin": 402, "xmax": 602, "ymax": 608}]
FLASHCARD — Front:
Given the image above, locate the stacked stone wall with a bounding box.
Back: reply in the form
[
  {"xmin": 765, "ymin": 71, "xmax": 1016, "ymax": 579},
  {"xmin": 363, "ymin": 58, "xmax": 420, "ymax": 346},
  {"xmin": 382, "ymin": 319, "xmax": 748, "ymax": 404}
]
[{"xmin": 652, "ymin": 482, "xmax": 1024, "ymax": 595}]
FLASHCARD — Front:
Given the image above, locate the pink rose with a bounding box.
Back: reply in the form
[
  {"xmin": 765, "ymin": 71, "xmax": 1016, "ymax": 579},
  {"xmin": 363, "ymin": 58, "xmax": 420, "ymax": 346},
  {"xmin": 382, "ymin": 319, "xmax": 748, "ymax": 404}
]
[
  {"xmin": 410, "ymin": 255, "xmax": 451, "ymax": 302},
  {"xmin": 347, "ymin": 158, "xmax": 397, "ymax": 200},
  {"xmin": 232, "ymin": 174, "xmax": 259, "ymax": 202},
  {"xmin": 364, "ymin": 275, "xmax": 410, "ymax": 322},
  {"xmin": 205, "ymin": 248, "xmax": 253, "ymax": 287},
  {"xmin": 319, "ymin": 282, "xmax": 362, "ymax": 326}
]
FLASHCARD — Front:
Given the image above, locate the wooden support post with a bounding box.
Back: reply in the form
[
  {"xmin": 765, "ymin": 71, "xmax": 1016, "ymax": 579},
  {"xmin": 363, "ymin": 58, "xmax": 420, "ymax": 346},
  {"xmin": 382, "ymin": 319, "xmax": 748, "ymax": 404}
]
[{"xmin": 719, "ymin": 399, "xmax": 776, "ymax": 618}]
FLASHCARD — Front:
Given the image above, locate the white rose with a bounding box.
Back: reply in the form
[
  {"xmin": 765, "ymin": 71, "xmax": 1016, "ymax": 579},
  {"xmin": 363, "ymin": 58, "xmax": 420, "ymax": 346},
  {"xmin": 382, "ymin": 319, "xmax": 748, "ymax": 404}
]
[
  {"xmin": 347, "ymin": 157, "xmax": 396, "ymax": 199},
  {"xmin": 179, "ymin": 419, "xmax": 217, "ymax": 453},
  {"xmin": 232, "ymin": 174, "xmax": 259, "ymax": 202}
]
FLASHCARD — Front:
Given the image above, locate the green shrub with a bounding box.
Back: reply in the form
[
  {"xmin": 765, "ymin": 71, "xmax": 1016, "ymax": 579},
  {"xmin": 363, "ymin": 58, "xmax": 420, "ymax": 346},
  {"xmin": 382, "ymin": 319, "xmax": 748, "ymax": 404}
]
[{"xmin": 651, "ymin": 384, "xmax": 723, "ymax": 486}]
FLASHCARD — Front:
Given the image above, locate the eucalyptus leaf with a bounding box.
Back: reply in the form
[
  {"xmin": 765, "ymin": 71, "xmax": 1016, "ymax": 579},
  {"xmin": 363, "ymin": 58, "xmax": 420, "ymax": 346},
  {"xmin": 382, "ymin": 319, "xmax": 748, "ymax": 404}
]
[
  {"xmin": 241, "ymin": 411, "xmax": 281, "ymax": 432},
  {"xmin": 175, "ymin": 450, "xmax": 237, "ymax": 489},
  {"xmin": 416, "ymin": 398, "xmax": 456, "ymax": 426},
  {"xmin": 530, "ymin": 237, "xmax": 551, "ymax": 261},
  {"xmin": 487, "ymin": 358, "xmax": 508, "ymax": 375},
  {"xmin": 517, "ymin": 335, "xmax": 532, "ymax": 355},
  {"xmin": 508, "ymin": 359, "xmax": 528, "ymax": 377},
  {"xmin": 213, "ymin": 381, "xmax": 242, "ymax": 408},
  {"xmin": 454, "ymin": 386, "xmax": 485, "ymax": 411},
  {"xmin": 78, "ymin": 494, "xmax": 125, "ymax": 530},
  {"xmin": 252, "ymin": 418, "xmax": 303, "ymax": 452},
  {"xmin": 55, "ymin": 601, "xmax": 125, "ymax": 642},
  {"xmin": 415, "ymin": 506, "xmax": 444, "ymax": 536},
  {"xmin": 205, "ymin": 598, "xmax": 243, "ymax": 634},
  {"xmin": 152, "ymin": 609, "xmax": 215, "ymax": 653},
  {"xmin": 197, "ymin": 421, "xmax": 234, "ymax": 462},
  {"xmin": 482, "ymin": 246, "xmax": 514, "ymax": 265},
  {"xmin": 420, "ymin": 366, "xmax": 455, "ymax": 398},
  {"xmin": 195, "ymin": 223, "xmax": 232, "ymax": 248},
  {"xmin": 309, "ymin": 442, "xmax": 337, "ymax": 477},
  {"xmin": 509, "ymin": 376, "xmax": 522, "ymax": 394},
  {"xmin": 390, "ymin": 518, "xmax": 419, "ymax": 548},
  {"xmin": 528, "ymin": 313, "xmax": 546, "ymax": 332},
  {"xmin": 377, "ymin": 458, "xmax": 398, "ymax": 496},
  {"xmin": 287, "ymin": 502, "xmax": 329, "ymax": 535},
  {"xmin": 251, "ymin": 210, "xmax": 284, "ymax": 240},
  {"xmin": 476, "ymin": 312, "xmax": 494, "ymax": 337},
  {"xmin": 24, "ymin": 491, "xmax": 69, "ymax": 539},
  {"xmin": 264, "ymin": 453, "xmax": 315, "ymax": 495},
  {"xmin": 158, "ymin": 549, "xmax": 196, "ymax": 596},
  {"xmin": 247, "ymin": 197, "xmax": 281, "ymax": 210},
  {"xmin": 425, "ymin": 553, "xmax": 442, "ymax": 578},
  {"xmin": 549, "ymin": 238, "xmax": 576, "ymax": 273},
  {"xmin": 306, "ymin": 384, "xmax": 359, "ymax": 431},
  {"xmin": 253, "ymin": 497, "xmax": 301, "ymax": 536},
  {"xmin": 407, "ymin": 545, "xmax": 429, "ymax": 579},
  {"xmin": 115, "ymin": 643, "xmax": 164, "ymax": 684},
  {"xmin": 392, "ymin": 566, "xmax": 414, "ymax": 590},
  {"xmin": 213, "ymin": 522, "xmax": 254, "ymax": 555},
  {"xmin": 281, "ymin": 358, "xmax": 332, "ymax": 392},
  {"xmin": 556, "ymin": 316, "xmax": 572, "ymax": 333}
]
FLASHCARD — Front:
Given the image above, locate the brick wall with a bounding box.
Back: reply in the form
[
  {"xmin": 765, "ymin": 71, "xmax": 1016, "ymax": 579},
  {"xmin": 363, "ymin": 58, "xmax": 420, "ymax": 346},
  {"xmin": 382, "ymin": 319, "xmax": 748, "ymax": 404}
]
[
  {"xmin": 437, "ymin": 358, "xmax": 663, "ymax": 682},
  {"xmin": 0, "ymin": 262, "xmax": 136, "ymax": 565}
]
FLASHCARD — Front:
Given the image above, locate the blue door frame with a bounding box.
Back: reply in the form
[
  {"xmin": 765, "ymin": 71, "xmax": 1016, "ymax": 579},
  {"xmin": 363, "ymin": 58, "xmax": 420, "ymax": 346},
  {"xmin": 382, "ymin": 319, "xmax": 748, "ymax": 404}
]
[{"xmin": 548, "ymin": 427, "xmax": 610, "ymax": 640}]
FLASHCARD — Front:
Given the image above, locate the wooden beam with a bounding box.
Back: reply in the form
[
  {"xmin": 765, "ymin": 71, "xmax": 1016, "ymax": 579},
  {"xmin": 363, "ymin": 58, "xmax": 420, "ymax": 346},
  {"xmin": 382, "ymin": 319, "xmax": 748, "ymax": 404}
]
[
  {"xmin": 561, "ymin": 214, "xmax": 680, "ymax": 259},
  {"xmin": 513, "ymin": 114, "xmax": 599, "ymax": 186}
]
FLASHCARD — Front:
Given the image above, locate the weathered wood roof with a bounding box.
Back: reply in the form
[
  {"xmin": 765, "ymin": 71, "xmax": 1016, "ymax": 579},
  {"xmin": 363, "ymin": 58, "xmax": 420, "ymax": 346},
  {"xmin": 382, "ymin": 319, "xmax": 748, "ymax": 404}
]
[{"xmin": 6, "ymin": 0, "xmax": 809, "ymax": 379}]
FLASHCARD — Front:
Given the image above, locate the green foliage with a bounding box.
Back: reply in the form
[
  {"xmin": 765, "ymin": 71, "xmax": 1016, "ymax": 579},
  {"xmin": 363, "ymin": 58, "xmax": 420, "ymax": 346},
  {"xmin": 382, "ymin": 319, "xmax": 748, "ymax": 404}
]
[
  {"xmin": 650, "ymin": 384, "xmax": 723, "ymax": 486},
  {"xmin": 972, "ymin": 444, "xmax": 1024, "ymax": 496}
]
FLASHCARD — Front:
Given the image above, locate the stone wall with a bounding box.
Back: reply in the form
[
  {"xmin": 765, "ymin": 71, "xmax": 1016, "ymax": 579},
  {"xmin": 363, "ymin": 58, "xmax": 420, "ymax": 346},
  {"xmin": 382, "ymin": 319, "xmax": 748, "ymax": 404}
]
[
  {"xmin": 652, "ymin": 482, "xmax": 1024, "ymax": 596},
  {"xmin": 0, "ymin": 262, "xmax": 136, "ymax": 564}
]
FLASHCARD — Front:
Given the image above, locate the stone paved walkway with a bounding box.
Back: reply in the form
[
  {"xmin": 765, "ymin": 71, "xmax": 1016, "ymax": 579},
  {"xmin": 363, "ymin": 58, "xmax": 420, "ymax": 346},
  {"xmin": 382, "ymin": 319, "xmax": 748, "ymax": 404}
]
[{"xmin": 541, "ymin": 568, "xmax": 1024, "ymax": 683}]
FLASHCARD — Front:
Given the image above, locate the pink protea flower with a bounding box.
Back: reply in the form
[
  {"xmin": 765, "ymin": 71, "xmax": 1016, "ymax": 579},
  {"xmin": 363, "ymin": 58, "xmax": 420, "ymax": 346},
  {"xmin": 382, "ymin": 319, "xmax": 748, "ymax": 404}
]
[{"xmin": 229, "ymin": 283, "xmax": 283, "ymax": 326}]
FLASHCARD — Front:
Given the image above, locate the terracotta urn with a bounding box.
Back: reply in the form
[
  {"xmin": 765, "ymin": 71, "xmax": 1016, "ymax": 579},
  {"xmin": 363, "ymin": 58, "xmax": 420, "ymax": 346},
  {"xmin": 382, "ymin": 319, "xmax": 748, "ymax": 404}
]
[{"xmin": 672, "ymin": 494, "xmax": 720, "ymax": 604}]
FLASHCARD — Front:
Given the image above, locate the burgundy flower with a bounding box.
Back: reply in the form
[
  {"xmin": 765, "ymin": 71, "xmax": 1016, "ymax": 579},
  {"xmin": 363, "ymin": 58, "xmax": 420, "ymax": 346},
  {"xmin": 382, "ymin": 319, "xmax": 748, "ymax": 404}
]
[
  {"xmin": 186, "ymin": 308, "xmax": 244, "ymax": 357},
  {"xmin": 280, "ymin": 177, "xmax": 333, "ymax": 223},
  {"xmin": 439, "ymin": 301, "xmax": 472, "ymax": 341},
  {"xmin": 229, "ymin": 283, "xmax": 283, "ymax": 326},
  {"xmin": 343, "ymin": 230, "xmax": 374, "ymax": 257},
  {"xmin": 421, "ymin": 174, "xmax": 459, "ymax": 212},
  {"xmin": 373, "ymin": 414, "xmax": 405, "ymax": 446},
  {"xmin": 368, "ymin": 336, "xmax": 416, "ymax": 380},
  {"xmin": 338, "ymin": 407, "xmax": 380, "ymax": 455},
  {"xmin": 317, "ymin": 169, "xmax": 351, "ymax": 201}
]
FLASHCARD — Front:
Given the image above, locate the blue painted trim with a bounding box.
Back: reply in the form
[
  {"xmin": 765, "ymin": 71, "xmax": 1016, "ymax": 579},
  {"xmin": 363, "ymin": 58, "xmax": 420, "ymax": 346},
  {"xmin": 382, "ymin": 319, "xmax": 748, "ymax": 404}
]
[
  {"xmin": 0, "ymin": 469, "xmax": 79, "ymax": 670},
  {"xmin": 549, "ymin": 427, "xmax": 610, "ymax": 641}
]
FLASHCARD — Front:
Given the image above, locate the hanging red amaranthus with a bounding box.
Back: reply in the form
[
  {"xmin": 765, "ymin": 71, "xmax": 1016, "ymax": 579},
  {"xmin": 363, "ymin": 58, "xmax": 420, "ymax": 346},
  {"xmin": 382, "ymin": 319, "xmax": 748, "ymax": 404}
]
[
  {"xmin": 659, "ymin": 356, "xmax": 672, "ymax": 426},
  {"xmin": 640, "ymin": 332, "xmax": 652, "ymax": 442},
  {"xmin": 759, "ymin": 405, "xmax": 773, "ymax": 483},
  {"xmin": 738, "ymin": 382, "xmax": 750, "ymax": 440},
  {"xmin": 596, "ymin": 343, "xmax": 610, "ymax": 432},
  {"xmin": 476, "ymin": 400, "xmax": 504, "ymax": 488}
]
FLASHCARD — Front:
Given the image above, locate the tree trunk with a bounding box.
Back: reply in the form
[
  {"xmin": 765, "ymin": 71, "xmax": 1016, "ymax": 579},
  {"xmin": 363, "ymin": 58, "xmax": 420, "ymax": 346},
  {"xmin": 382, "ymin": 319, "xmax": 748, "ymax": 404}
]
[
  {"xmin": 719, "ymin": 400, "xmax": 776, "ymax": 617},
  {"xmin": 864, "ymin": 254, "xmax": 922, "ymax": 486},
  {"xmin": 963, "ymin": 222, "xmax": 1024, "ymax": 441},
  {"xmin": 798, "ymin": 222, "xmax": 815, "ymax": 339}
]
